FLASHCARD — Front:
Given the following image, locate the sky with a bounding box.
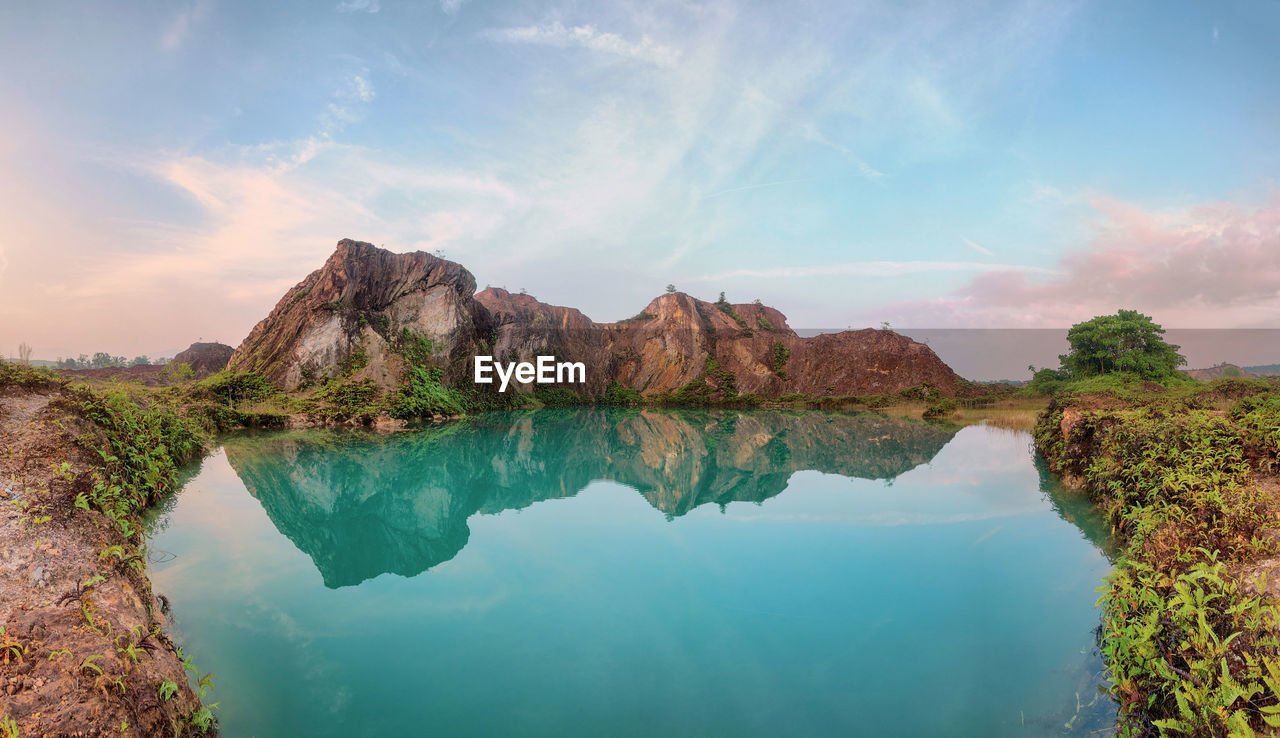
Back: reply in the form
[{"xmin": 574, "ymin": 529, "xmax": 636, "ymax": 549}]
[{"xmin": 0, "ymin": 0, "xmax": 1278, "ymax": 359}]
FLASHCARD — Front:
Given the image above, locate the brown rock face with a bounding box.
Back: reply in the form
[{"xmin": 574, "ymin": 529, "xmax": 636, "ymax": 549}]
[
  {"xmin": 172, "ymin": 341, "xmax": 233, "ymax": 377},
  {"xmin": 233, "ymin": 240, "xmax": 960, "ymax": 398},
  {"xmin": 601, "ymin": 292, "xmax": 958, "ymax": 397},
  {"xmin": 475, "ymin": 287, "xmax": 616, "ymax": 394},
  {"xmin": 229, "ymin": 239, "xmax": 492, "ymax": 390}
]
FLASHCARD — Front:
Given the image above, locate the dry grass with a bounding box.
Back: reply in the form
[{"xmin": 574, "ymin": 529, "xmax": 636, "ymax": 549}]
[{"xmin": 878, "ymin": 397, "xmax": 1047, "ymax": 431}]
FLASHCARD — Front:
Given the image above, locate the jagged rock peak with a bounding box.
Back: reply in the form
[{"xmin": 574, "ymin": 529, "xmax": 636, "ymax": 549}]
[{"xmin": 228, "ymin": 240, "xmax": 491, "ymax": 391}]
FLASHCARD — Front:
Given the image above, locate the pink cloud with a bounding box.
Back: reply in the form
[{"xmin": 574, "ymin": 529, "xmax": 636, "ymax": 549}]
[{"xmin": 879, "ymin": 194, "xmax": 1280, "ymax": 328}]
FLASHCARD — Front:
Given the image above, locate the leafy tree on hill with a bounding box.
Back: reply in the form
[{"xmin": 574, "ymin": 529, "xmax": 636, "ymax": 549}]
[{"xmin": 1059, "ymin": 309, "xmax": 1185, "ymax": 380}]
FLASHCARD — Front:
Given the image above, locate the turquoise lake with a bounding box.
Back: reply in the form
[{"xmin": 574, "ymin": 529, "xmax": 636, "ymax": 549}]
[{"xmin": 146, "ymin": 409, "xmax": 1116, "ymax": 736}]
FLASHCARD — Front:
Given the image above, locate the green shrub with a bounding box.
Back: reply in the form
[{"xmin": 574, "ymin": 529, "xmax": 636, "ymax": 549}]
[
  {"xmin": 313, "ymin": 378, "xmax": 385, "ymax": 422},
  {"xmin": 600, "ymin": 381, "xmax": 643, "ymax": 406},
  {"xmin": 922, "ymin": 398, "xmax": 956, "ymax": 419},
  {"xmin": 770, "ymin": 341, "xmax": 790, "ymax": 378},
  {"xmin": 189, "ymin": 371, "xmax": 280, "ymax": 405},
  {"xmin": 1023, "ymin": 367, "xmax": 1070, "ymax": 396},
  {"xmin": 0, "ymin": 360, "xmax": 62, "ymax": 390},
  {"xmin": 66, "ymin": 388, "xmax": 207, "ymax": 531},
  {"xmin": 1102, "ymin": 556, "xmax": 1280, "ymax": 737},
  {"xmin": 1036, "ymin": 390, "xmax": 1280, "ymax": 734},
  {"xmin": 714, "ymin": 292, "xmax": 750, "ymax": 332},
  {"xmin": 397, "ymin": 328, "xmax": 434, "ymax": 367},
  {"xmin": 391, "ymin": 366, "xmax": 467, "ymax": 419},
  {"xmin": 532, "ymin": 385, "xmax": 582, "ymax": 407},
  {"xmin": 617, "ymin": 311, "xmax": 655, "ymax": 325},
  {"xmin": 337, "ymin": 347, "xmax": 368, "ymax": 377},
  {"xmin": 654, "ymin": 355, "xmax": 737, "ymax": 406}
]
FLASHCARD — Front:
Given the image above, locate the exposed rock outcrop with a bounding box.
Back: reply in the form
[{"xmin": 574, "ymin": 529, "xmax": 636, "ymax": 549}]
[
  {"xmin": 232, "ymin": 240, "xmax": 960, "ymax": 399},
  {"xmin": 172, "ymin": 341, "xmax": 233, "ymax": 377},
  {"xmin": 475, "ymin": 287, "xmax": 616, "ymax": 394},
  {"xmin": 604, "ymin": 292, "xmax": 958, "ymax": 397},
  {"xmin": 229, "ymin": 239, "xmax": 493, "ymax": 390}
]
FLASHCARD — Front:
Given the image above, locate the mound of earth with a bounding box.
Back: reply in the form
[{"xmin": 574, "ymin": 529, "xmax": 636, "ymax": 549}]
[
  {"xmin": 231, "ymin": 239, "xmax": 961, "ymax": 399},
  {"xmin": 172, "ymin": 341, "xmax": 234, "ymax": 377}
]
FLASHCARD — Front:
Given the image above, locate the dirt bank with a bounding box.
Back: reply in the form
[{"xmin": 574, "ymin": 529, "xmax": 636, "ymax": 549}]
[{"xmin": 0, "ymin": 382, "xmax": 210, "ymax": 736}]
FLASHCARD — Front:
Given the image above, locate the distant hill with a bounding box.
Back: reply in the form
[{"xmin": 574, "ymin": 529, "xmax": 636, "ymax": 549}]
[
  {"xmin": 1245, "ymin": 364, "xmax": 1280, "ymax": 377},
  {"xmin": 1183, "ymin": 363, "xmax": 1259, "ymax": 381}
]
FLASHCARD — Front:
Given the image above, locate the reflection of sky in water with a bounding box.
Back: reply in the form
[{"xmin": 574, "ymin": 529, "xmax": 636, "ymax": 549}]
[
  {"xmin": 148, "ymin": 411, "xmax": 1113, "ymax": 738},
  {"xmin": 714, "ymin": 426, "xmax": 1045, "ymax": 528}
]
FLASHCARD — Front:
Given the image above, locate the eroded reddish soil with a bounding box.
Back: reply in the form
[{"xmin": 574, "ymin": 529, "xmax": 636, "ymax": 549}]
[{"xmin": 0, "ymin": 386, "xmax": 206, "ymax": 736}]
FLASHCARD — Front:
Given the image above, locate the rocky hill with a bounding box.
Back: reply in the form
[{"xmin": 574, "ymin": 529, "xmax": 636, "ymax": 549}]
[
  {"xmin": 172, "ymin": 341, "xmax": 234, "ymax": 377},
  {"xmin": 475, "ymin": 287, "xmax": 615, "ymax": 394},
  {"xmin": 229, "ymin": 239, "xmax": 493, "ymax": 390},
  {"xmin": 230, "ymin": 240, "xmax": 960, "ymax": 399}
]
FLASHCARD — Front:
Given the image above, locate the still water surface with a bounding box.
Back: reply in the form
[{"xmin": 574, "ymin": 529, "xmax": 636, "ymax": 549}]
[{"xmin": 147, "ymin": 409, "xmax": 1115, "ymax": 736}]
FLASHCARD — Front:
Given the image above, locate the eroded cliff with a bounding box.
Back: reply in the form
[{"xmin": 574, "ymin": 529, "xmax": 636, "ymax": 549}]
[
  {"xmin": 229, "ymin": 239, "xmax": 493, "ymax": 390},
  {"xmin": 231, "ymin": 240, "xmax": 960, "ymax": 400}
]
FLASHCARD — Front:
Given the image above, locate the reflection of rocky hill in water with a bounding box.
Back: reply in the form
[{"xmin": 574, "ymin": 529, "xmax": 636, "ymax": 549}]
[{"xmin": 222, "ymin": 410, "xmax": 958, "ymax": 588}]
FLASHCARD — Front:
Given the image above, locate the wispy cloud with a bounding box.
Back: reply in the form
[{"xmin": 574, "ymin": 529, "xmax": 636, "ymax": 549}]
[
  {"xmin": 698, "ymin": 178, "xmax": 816, "ymax": 201},
  {"xmin": 485, "ymin": 22, "xmax": 681, "ymax": 67},
  {"xmin": 318, "ymin": 73, "xmax": 376, "ymax": 137},
  {"xmin": 962, "ymin": 238, "xmax": 994, "ymax": 256},
  {"xmin": 0, "ymin": 0, "xmax": 1095, "ymax": 353},
  {"xmin": 440, "ymin": 0, "xmax": 468, "ymax": 15},
  {"xmin": 160, "ymin": 0, "xmax": 212, "ymax": 51},
  {"xmin": 874, "ymin": 195, "xmax": 1280, "ymax": 327},
  {"xmin": 336, "ymin": 0, "xmax": 379, "ymax": 13},
  {"xmin": 696, "ymin": 261, "xmax": 1056, "ymax": 281}
]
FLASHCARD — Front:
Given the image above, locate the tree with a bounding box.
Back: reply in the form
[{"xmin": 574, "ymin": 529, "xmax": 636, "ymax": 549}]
[
  {"xmin": 17, "ymin": 343, "xmax": 32, "ymax": 365},
  {"xmin": 665, "ymin": 284, "xmax": 677, "ymax": 294},
  {"xmin": 131, "ymin": 356, "xmax": 151, "ymax": 366},
  {"xmin": 1059, "ymin": 310, "xmax": 1185, "ymax": 380}
]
